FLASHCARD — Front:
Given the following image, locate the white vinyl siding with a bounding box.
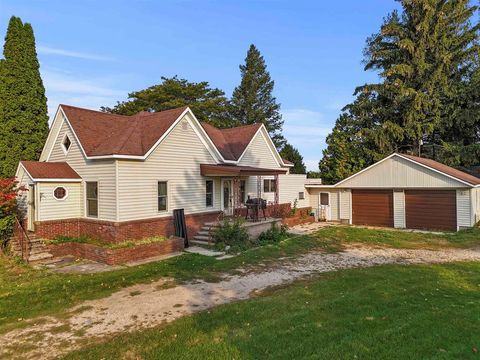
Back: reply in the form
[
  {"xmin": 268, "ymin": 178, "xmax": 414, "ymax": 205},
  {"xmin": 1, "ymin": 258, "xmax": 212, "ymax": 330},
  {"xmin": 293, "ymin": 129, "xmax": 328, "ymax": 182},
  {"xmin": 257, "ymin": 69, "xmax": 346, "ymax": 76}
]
[
  {"xmin": 456, "ymin": 189, "xmax": 472, "ymax": 228},
  {"xmin": 278, "ymin": 174, "xmax": 310, "ymax": 208},
  {"xmin": 308, "ymin": 189, "xmax": 340, "ymax": 221},
  {"xmin": 473, "ymin": 188, "xmax": 480, "ymax": 225},
  {"xmin": 339, "ymin": 190, "xmax": 351, "ymax": 221},
  {"xmin": 16, "ymin": 166, "xmax": 31, "ymax": 217},
  {"xmin": 393, "ymin": 190, "xmax": 406, "ymax": 228},
  {"xmin": 238, "ymin": 131, "xmax": 279, "ymax": 168},
  {"xmin": 340, "ymin": 156, "xmax": 469, "ymax": 188},
  {"xmin": 117, "ymin": 115, "xmax": 218, "ymax": 221},
  {"xmin": 37, "ymin": 182, "xmax": 82, "ymax": 220},
  {"xmin": 48, "ymin": 117, "xmax": 116, "ymax": 220}
]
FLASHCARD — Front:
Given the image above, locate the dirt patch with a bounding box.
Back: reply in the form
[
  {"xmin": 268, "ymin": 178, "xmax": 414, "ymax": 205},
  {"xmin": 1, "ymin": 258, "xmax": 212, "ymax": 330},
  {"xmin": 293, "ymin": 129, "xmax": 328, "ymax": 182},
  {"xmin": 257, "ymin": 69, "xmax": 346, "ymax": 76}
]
[{"xmin": 1, "ymin": 246, "xmax": 480, "ymax": 359}]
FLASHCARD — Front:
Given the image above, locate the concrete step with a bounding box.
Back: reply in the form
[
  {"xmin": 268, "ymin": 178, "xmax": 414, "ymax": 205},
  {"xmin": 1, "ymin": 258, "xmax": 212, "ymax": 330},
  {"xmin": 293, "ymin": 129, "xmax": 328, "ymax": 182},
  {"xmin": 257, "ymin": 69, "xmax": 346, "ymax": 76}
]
[
  {"xmin": 193, "ymin": 235, "xmax": 210, "ymax": 241},
  {"xmin": 190, "ymin": 239, "xmax": 212, "ymax": 246},
  {"xmin": 197, "ymin": 230, "xmax": 210, "ymax": 236},
  {"xmin": 29, "ymin": 252, "xmax": 54, "ymax": 262},
  {"xmin": 204, "ymin": 222, "xmax": 221, "ymax": 227}
]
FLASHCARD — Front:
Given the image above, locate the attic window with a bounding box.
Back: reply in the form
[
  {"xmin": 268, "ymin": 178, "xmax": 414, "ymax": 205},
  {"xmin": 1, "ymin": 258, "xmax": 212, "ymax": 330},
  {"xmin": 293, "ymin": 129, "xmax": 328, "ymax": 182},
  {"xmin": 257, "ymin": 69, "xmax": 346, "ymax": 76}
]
[{"xmin": 62, "ymin": 135, "xmax": 71, "ymax": 153}]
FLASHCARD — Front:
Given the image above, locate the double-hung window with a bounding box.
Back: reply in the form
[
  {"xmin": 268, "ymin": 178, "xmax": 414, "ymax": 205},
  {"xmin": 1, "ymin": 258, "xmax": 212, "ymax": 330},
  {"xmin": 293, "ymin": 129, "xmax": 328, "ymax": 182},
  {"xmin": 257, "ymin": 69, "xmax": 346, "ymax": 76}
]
[
  {"xmin": 158, "ymin": 181, "xmax": 168, "ymax": 212},
  {"xmin": 263, "ymin": 179, "xmax": 277, "ymax": 193},
  {"xmin": 86, "ymin": 182, "xmax": 98, "ymax": 217},
  {"xmin": 206, "ymin": 180, "xmax": 213, "ymax": 207}
]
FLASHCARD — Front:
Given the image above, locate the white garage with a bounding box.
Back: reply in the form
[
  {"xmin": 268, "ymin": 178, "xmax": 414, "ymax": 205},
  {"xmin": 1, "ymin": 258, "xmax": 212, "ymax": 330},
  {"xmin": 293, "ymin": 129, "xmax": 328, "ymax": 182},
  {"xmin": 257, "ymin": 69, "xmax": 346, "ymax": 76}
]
[{"xmin": 307, "ymin": 153, "xmax": 480, "ymax": 231}]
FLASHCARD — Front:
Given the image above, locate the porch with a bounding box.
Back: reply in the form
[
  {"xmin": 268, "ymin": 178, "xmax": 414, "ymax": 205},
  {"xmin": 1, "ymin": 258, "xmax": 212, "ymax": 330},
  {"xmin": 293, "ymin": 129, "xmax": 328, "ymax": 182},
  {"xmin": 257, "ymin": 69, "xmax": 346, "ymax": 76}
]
[{"xmin": 200, "ymin": 164, "xmax": 288, "ymax": 219}]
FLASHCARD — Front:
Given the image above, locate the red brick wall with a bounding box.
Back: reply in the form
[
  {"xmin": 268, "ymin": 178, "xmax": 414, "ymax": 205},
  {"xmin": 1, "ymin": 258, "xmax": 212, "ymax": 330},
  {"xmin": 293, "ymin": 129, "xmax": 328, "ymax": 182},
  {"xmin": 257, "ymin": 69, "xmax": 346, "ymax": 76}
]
[
  {"xmin": 34, "ymin": 210, "xmax": 222, "ymax": 243},
  {"xmin": 48, "ymin": 236, "xmax": 184, "ymax": 265}
]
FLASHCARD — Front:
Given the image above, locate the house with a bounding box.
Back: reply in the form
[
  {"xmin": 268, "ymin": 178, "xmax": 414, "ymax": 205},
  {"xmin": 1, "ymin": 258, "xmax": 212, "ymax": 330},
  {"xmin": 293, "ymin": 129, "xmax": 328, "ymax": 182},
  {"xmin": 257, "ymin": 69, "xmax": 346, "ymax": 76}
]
[
  {"xmin": 15, "ymin": 105, "xmax": 309, "ymax": 243},
  {"xmin": 307, "ymin": 153, "xmax": 480, "ymax": 231}
]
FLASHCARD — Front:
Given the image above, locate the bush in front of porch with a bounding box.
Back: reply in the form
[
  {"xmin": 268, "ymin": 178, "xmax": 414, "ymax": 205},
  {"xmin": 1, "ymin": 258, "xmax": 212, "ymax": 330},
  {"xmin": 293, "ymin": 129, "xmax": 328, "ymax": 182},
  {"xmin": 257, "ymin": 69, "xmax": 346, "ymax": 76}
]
[{"xmin": 212, "ymin": 218, "xmax": 290, "ymax": 253}]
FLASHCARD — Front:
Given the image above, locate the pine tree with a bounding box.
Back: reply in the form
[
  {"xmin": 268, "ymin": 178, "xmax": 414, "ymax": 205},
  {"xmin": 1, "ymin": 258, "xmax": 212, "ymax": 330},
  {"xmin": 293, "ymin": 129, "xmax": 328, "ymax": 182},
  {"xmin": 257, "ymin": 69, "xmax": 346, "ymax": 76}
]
[
  {"xmin": 0, "ymin": 16, "xmax": 49, "ymax": 177},
  {"xmin": 103, "ymin": 76, "xmax": 231, "ymax": 128},
  {"xmin": 230, "ymin": 44, "xmax": 285, "ymax": 148},
  {"xmin": 279, "ymin": 143, "xmax": 306, "ymax": 174}
]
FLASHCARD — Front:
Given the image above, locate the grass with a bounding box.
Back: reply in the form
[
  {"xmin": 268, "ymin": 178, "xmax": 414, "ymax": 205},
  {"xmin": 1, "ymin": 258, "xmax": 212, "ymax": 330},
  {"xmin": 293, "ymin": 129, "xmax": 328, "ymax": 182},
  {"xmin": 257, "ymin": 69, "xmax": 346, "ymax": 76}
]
[
  {"xmin": 312, "ymin": 225, "xmax": 480, "ymax": 250},
  {"xmin": 64, "ymin": 262, "xmax": 480, "ymax": 359},
  {"xmin": 47, "ymin": 235, "xmax": 169, "ymax": 249}
]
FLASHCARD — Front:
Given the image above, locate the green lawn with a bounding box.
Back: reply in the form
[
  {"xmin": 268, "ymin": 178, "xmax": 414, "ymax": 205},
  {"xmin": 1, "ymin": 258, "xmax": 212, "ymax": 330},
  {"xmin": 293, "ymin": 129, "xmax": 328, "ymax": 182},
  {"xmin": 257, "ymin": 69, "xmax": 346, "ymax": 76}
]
[
  {"xmin": 1, "ymin": 226, "xmax": 479, "ymax": 336},
  {"xmin": 64, "ymin": 262, "xmax": 480, "ymax": 360},
  {"xmin": 312, "ymin": 225, "xmax": 480, "ymax": 250}
]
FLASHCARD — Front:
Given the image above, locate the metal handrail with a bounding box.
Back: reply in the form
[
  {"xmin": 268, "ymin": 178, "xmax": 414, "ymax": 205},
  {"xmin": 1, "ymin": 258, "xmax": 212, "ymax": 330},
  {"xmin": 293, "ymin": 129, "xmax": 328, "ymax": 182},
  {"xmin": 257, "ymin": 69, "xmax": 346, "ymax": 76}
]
[{"xmin": 14, "ymin": 216, "xmax": 30, "ymax": 263}]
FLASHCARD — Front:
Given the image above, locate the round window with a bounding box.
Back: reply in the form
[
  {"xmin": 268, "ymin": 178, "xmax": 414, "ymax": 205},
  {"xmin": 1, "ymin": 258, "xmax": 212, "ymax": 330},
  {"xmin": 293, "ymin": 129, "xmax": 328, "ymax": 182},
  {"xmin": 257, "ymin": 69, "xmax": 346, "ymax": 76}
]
[{"xmin": 54, "ymin": 187, "xmax": 67, "ymax": 200}]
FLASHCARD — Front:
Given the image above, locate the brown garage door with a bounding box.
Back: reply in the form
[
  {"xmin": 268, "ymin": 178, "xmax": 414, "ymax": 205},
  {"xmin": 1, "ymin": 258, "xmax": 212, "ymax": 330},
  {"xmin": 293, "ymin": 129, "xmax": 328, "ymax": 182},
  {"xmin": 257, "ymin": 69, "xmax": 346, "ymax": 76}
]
[
  {"xmin": 352, "ymin": 190, "xmax": 394, "ymax": 227},
  {"xmin": 405, "ymin": 190, "xmax": 457, "ymax": 231}
]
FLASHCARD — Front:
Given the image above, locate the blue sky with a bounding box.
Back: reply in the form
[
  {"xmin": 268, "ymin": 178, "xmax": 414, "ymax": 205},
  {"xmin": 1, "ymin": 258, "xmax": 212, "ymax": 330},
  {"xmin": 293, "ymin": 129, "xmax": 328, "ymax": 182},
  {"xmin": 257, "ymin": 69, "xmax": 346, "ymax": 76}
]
[{"xmin": 0, "ymin": 0, "xmax": 401, "ymax": 170}]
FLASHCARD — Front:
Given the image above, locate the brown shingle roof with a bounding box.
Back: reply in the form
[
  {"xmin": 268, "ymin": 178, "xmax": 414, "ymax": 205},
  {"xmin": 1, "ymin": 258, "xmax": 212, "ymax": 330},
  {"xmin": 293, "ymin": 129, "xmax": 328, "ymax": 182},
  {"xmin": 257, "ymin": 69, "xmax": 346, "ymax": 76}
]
[
  {"xmin": 282, "ymin": 158, "xmax": 294, "ymax": 165},
  {"xmin": 400, "ymin": 154, "xmax": 480, "ymax": 186},
  {"xmin": 201, "ymin": 122, "xmax": 262, "ymax": 161},
  {"xmin": 61, "ymin": 104, "xmax": 188, "ymax": 157},
  {"xmin": 21, "ymin": 161, "xmax": 81, "ymax": 180}
]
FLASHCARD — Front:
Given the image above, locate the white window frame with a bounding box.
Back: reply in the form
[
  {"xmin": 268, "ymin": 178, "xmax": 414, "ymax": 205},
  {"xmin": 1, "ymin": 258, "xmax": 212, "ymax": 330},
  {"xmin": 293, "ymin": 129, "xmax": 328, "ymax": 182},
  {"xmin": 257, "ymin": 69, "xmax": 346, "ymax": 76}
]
[
  {"xmin": 61, "ymin": 133, "xmax": 72, "ymax": 155},
  {"xmin": 85, "ymin": 181, "xmax": 99, "ymax": 218},
  {"xmin": 205, "ymin": 179, "xmax": 214, "ymax": 208},
  {"xmin": 53, "ymin": 186, "xmax": 69, "ymax": 201},
  {"xmin": 157, "ymin": 180, "xmax": 169, "ymax": 213}
]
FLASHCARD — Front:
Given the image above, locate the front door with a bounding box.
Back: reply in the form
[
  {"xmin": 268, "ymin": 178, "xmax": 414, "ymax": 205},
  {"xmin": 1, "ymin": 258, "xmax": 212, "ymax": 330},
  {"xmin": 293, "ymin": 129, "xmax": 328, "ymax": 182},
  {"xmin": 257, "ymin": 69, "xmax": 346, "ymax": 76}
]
[
  {"xmin": 319, "ymin": 192, "xmax": 331, "ymax": 221},
  {"xmin": 27, "ymin": 184, "xmax": 36, "ymax": 231},
  {"xmin": 222, "ymin": 180, "xmax": 233, "ymax": 216}
]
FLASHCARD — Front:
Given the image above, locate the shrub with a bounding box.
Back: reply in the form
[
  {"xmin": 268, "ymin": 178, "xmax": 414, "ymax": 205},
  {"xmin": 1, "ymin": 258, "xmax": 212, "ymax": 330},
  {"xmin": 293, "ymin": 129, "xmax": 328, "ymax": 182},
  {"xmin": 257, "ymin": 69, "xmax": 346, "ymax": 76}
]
[
  {"xmin": 0, "ymin": 177, "xmax": 26, "ymax": 249},
  {"xmin": 212, "ymin": 218, "xmax": 250, "ymax": 252},
  {"xmin": 258, "ymin": 223, "xmax": 289, "ymax": 244}
]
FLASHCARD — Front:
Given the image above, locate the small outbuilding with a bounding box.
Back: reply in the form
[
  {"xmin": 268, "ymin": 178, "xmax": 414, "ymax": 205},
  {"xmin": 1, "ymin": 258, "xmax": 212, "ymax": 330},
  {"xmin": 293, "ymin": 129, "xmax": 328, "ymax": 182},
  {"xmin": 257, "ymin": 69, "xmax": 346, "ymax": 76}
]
[{"xmin": 307, "ymin": 153, "xmax": 480, "ymax": 232}]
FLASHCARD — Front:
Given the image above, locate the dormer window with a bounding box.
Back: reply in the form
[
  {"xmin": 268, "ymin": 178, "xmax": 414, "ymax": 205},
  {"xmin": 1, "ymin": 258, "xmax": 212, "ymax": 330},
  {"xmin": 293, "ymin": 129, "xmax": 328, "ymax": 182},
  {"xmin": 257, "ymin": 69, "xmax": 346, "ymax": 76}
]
[{"xmin": 62, "ymin": 134, "xmax": 71, "ymax": 154}]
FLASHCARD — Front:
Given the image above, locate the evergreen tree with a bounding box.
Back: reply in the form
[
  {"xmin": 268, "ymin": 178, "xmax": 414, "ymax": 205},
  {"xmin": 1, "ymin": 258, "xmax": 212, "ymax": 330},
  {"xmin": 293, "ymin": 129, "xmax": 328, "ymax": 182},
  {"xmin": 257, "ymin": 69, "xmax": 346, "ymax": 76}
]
[
  {"xmin": 230, "ymin": 44, "xmax": 285, "ymax": 148},
  {"xmin": 319, "ymin": 0, "xmax": 479, "ymax": 182},
  {"xmin": 103, "ymin": 76, "xmax": 231, "ymax": 128},
  {"xmin": 0, "ymin": 16, "xmax": 49, "ymax": 177},
  {"xmin": 279, "ymin": 143, "xmax": 306, "ymax": 174}
]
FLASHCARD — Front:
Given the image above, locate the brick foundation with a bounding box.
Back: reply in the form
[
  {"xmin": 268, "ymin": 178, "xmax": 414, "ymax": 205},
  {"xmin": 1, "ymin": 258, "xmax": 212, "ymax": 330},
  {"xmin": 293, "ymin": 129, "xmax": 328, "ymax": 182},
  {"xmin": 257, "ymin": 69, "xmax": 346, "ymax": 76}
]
[
  {"xmin": 48, "ymin": 236, "xmax": 184, "ymax": 265},
  {"xmin": 34, "ymin": 210, "xmax": 222, "ymax": 243}
]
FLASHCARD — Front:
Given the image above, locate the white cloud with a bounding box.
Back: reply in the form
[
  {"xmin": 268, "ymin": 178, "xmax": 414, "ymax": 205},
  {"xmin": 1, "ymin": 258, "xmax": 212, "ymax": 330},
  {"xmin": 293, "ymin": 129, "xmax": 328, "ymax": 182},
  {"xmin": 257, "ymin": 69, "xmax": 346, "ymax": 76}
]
[
  {"xmin": 37, "ymin": 45, "xmax": 114, "ymax": 62},
  {"xmin": 41, "ymin": 69, "xmax": 126, "ymax": 121}
]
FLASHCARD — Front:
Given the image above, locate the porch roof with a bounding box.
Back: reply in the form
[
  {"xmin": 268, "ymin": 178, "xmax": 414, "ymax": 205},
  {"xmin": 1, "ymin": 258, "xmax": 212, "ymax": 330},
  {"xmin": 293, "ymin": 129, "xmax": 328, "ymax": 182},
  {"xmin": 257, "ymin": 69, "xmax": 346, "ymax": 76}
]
[
  {"xmin": 200, "ymin": 164, "xmax": 288, "ymax": 177},
  {"xmin": 20, "ymin": 161, "xmax": 82, "ymax": 182}
]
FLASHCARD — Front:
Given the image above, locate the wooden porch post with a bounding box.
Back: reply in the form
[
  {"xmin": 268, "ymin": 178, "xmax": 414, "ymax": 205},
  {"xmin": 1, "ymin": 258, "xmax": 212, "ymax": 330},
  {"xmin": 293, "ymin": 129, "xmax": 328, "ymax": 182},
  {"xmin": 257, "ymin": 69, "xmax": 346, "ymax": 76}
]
[
  {"xmin": 257, "ymin": 175, "xmax": 262, "ymax": 200},
  {"xmin": 274, "ymin": 173, "xmax": 279, "ymax": 205}
]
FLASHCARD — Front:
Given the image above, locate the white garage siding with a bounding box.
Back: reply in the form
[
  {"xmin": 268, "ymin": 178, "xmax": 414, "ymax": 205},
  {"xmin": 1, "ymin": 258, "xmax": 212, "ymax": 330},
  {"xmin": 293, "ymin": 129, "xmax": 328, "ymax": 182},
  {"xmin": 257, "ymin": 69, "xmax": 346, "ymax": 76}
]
[
  {"xmin": 340, "ymin": 156, "xmax": 469, "ymax": 188},
  {"xmin": 456, "ymin": 189, "xmax": 472, "ymax": 229},
  {"xmin": 339, "ymin": 190, "xmax": 351, "ymax": 222},
  {"xmin": 393, "ymin": 190, "xmax": 406, "ymax": 228},
  {"xmin": 48, "ymin": 116, "xmax": 115, "ymax": 220},
  {"xmin": 474, "ymin": 188, "xmax": 480, "ymax": 225},
  {"xmin": 37, "ymin": 182, "xmax": 82, "ymax": 221}
]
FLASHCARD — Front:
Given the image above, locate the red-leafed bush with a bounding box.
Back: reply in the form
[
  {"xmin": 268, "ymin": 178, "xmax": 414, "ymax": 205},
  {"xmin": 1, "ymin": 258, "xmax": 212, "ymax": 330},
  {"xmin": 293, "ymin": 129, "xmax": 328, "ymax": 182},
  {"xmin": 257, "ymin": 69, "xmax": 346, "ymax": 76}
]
[{"xmin": 0, "ymin": 177, "xmax": 26, "ymax": 247}]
